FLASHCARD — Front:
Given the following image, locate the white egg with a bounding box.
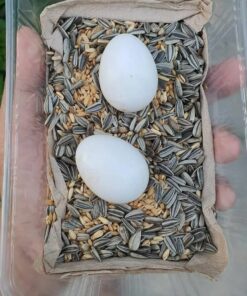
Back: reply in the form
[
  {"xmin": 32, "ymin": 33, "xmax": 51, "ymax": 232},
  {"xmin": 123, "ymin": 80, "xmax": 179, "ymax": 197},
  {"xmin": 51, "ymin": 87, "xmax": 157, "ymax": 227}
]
[
  {"xmin": 75, "ymin": 135, "xmax": 149, "ymax": 204},
  {"xmin": 99, "ymin": 34, "xmax": 158, "ymax": 112}
]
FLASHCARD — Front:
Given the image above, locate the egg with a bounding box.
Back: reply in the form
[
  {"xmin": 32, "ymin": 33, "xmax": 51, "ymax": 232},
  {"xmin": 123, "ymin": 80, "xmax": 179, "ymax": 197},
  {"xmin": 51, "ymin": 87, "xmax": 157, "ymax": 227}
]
[
  {"xmin": 75, "ymin": 135, "xmax": 149, "ymax": 204},
  {"xmin": 99, "ymin": 34, "xmax": 158, "ymax": 112}
]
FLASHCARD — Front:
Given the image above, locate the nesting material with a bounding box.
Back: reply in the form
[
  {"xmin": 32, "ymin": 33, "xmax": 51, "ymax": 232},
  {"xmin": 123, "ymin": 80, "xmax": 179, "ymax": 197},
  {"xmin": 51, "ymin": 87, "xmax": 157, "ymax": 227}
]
[{"xmin": 41, "ymin": 0, "xmax": 227, "ymax": 279}]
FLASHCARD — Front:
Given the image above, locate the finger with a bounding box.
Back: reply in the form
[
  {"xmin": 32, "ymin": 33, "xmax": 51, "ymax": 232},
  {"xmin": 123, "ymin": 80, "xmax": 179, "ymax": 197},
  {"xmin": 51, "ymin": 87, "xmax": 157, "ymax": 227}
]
[
  {"xmin": 216, "ymin": 179, "xmax": 236, "ymax": 211},
  {"xmin": 0, "ymin": 89, "xmax": 5, "ymax": 191},
  {"xmin": 7, "ymin": 27, "xmax": 58, "ymax": 293},
  {"xmin": 205, "ymin": 58, "xmax": 245, "ymax": 101},
  {"xmin": 213, "ymin": 127, "xmax": 241, "ymax": 164},
  {"xmin": 14, "ymin": 28, "xmax": 45, "ymax": 257},
  {"xmin": 16, "ymin": 26, "xmax": 45, "ymax": 93},
  {"xmin": 0, "ymin": 26, "xmax": 45, "ymax": 193}
]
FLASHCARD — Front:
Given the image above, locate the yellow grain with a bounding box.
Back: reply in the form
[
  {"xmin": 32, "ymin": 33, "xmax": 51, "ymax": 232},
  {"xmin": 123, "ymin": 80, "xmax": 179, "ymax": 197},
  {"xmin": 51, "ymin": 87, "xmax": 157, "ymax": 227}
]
[
  {"xmin": 81, "ymin": 216, "xmax": 91, "ymax": 224},
  {"xmin": 143, "ymin": 222, "xmax": 153, "ymax": 229},
  {"xmin": 82, "ymin": 254, "xmax": 93, "ymax": 260},
  {"xmin": 52, "ymin": 212, "xmax": 57, "ymax": 222},
  {"xmin": 97, "ymin": 217, "xmax": 110, "ymax": 226},
  {"xmin": 162, "ymin": 249, "xmax": 170, "ymax": 261},
  {"xmin": 86, "ymin": 212, "xmax": 92, "ymax": 221},
  {"xmin": 111, "ymin": 231, "xmax": 119, "ymax": 236},
  {"xmin": 69, "ymin": 230, "xmax": 77, "ymax": 240},
  {"xmin": 67, "ymin": 187, "xmax": 74, "ymax": 201},
  {"xmin": 69, "ymin": 113, "xmax": 75, "ymax": 123},
  {"xmin": 91, "ymin": 230, "xmax": 104, "ymax": 240},
  {"xmin": 142, "ymin": 240, "xmax": 151, "ymax": 247},
  {"xmin": 153, "ymin": 236, "xmax": 164, "ymax": 242},
  {"xmin": 46, "ymin": 199, "xmax": 54, "ymax": 206}
]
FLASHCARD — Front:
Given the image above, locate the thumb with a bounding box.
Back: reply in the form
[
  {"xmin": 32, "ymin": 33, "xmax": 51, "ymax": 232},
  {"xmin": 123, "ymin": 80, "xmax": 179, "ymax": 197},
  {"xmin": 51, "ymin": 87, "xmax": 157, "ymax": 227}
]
[
  {"xmin": 205, "ymin": 58, "xmax": 245, "ymax": 102},
  {"xmin": 16, "ymin": 26, "xmax": 45, "ymax": 93}
]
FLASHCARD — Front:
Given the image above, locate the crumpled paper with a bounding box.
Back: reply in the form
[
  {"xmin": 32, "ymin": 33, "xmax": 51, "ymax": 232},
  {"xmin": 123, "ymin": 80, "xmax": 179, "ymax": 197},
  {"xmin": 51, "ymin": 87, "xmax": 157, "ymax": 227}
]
[{"xmin": 41, "ymin": 0, "xmax": 228, "ymax": 278}]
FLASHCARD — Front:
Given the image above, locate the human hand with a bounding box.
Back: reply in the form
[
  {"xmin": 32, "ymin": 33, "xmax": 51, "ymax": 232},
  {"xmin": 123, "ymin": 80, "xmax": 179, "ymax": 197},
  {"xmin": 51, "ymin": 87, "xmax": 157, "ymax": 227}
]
[
  {"xmin": 206, "ymin": 58, "xmax": 243, "ymax": 210},
  {"xmin": 0, "ymin": 27, "xmax": 243, "ymax": 293}
]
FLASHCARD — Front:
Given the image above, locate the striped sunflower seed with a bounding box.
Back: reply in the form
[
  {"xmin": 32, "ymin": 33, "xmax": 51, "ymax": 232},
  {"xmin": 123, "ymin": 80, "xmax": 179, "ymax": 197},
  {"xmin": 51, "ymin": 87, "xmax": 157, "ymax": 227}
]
[{"xmin": 128, "ymin": 229, "xmax": 142, "ymax": 251}]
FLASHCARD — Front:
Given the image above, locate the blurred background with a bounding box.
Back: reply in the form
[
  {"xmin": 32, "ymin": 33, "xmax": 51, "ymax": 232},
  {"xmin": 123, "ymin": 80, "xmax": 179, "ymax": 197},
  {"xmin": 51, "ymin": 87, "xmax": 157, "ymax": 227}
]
[{"xmin": 0, "ymin": 0, "xmax": 5, "ymax": 99}]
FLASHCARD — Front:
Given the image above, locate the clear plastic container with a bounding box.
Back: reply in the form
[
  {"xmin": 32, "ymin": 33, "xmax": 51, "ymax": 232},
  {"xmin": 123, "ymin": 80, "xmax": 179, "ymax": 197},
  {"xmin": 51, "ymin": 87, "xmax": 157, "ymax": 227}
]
[{"xmin": 1, "ymin": 0, "xmax": 247, "ymax": 295}]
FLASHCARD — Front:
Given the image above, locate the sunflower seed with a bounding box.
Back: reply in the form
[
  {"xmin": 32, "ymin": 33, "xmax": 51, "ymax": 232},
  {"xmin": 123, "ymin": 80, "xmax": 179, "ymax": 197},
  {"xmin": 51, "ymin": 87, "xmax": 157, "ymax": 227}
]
[
  {"xmin": 145, "ymin": 216, "xmax": 163, "ymax": 224},
  {"xmin": 143, "ymin": 225, "xmax": 162, "ymax": 234},
  {"xmin": 98, "ymin": 18, "xmax": 112, "ymax": 29},
  {"xmin": 167, "ymin": 44, "xmax": 174, "ymax": 62},
  {"xmin": 134, "ymin": 118, "xmax": 147, "ymax": 133},
  {"xmin": 162, "ymin": 218, "xmax": 180, "ymax": 227},
  {"xmin": 162, "ymin": 188, "xmax": 177, "ymax": 208},
  {"xmin": 158, "ymin": 226, "xmax": 177, "ymax": 237},
  {"xmin": 77, "ymin": 233, "xmax": 90, "ymax": 241},
  {"xmin": 85, "ymin": 101, "xmax": 103, "ymax": 113},
  {"xmin": 171, "ymin": 175, "xmax": 187, "ymax": 186},
  {"xmin": 192, "ymin": 120, "xmax": 202, "ymax": 137},
  {"xmin": 108, "ymin": 208, "xmax": 125, "ymax": 218},
  {"xmin": 159, "ymin": 146, "xmax": 180, "ymax": 158},
  {"xmin": 107, "ymin": 236, "xmax": 122, "ymax": 248},
  {"xmin": 61, "ymin": 231, "xmax": 70, "ymax": 246},
  {"xmin": 199, "ymin": 214, "xmax": 205, "ymax": 227},
  {"xmin": 83, "ymin": 19, "xmax": 97, "ymax": 27},
  {"xmin": 175, "ymin": 99, "xmax": 184, "ymax": 118},
  {"xmin": 125, "ymin": 209, "xmax": 144, "ymax": 221},
  {"xmin": 44, "ymin": 224, "xmax": 51, "ymax": 243},
  {"xmin": 91, "ymin": 247, "xmax": 101, "ymax": 262},
  {"xmin": 59, "ymin": 99, "xmax": 70, "ymax": 113},
  {"xmin": 121, "ymin": 218, "xmax": 136, "ymax": 234},
  {"xmin": 154, "ymin": 183, "xmax": 162, "ymax": 204},
  {"xmin": 116, "ymin": 204, "xmax": 132, "ymax": 213},
  {"xmin": 167, "ymin": 178, "xmax": 182, "ymax": 192},
  {"xmin": 91, "ymin": 29, "xmax": 106, "ymax": 40},
  {"xmin": 44, "ymin": 95, "xmax": 53, "ymax": 114},
  {"xmin": 119, "ymin": 225, "xmax": 130, "ymax": 244},
  {"xmin": 129, "ymin": 229, "xmax": 142, "ymax": 251},
  {"xmin": 62, "ymin": 244, "xmax": 80, "ymax": 254},
  {"xmin": 74, "ymin": 199, "xmax": 93, "ymax": 210},
  {"xmin": 78, "ymin": 54, "xmax": 86, "ymax": 70},
  {"xmin": 179, "ymin": 159, "xmax": 197, "ymax": 165},
  {"xmin": 56, "ymin": 254, "xmax": 65, "ymax": 264},
  {"xmin": 170, "ymin": 200, "xmax": 181, "ymax": 218},
  {"xmin": 176, "ymin": 238, "xmax": 185, "ymax": 255},
  {"xmin": 193, "ymin": 230, "xmax": 206, "ymax": 243},
  {"xmin": 99, "ymin": 249, "xmax": 114, "ymax": 259},
  {"xmin": 164, "ymin": 236, "xmax": 177, "ymax": 256},
  {"xmin": 137, "ymin": 137, "xmax": 146, "ymax": 151},
  {"xmin": 107, "ymin": 215, "xmax": 121, "ymax": 223},
  {"xmin": 204, "ymin": 242, "xmax": 217, "ymax": 253},
  {"xmin": 93, "ymin": 238, "xmax": 110, "ymax": 249},
  {"xmin": 158, "ymin": 163, "xmax": 174, "ymax": 176},
  {"xmin": 102, "ymin": 113, "xmax": 113, "ymax": 130},
  {"xmin": 117, "ymin": 244, "xmax": 130, "ymax": 254},
  {"xmin": 63, "ymin": 89, "xmax": 74, "ymax": 105},
  {"xmin": 86, "ymin": 224, "xmax": 104, "ymax": 235},
  {"xmin": 144, "ymin": 22, "xmax": 151, "ymax": 33},
  {"xmin": 129, "ymin": 29, "xmax": 145, "ymax": 35},
  {"xmin": 181, "ymin": 172, "xmax": 194, "ymax": 186},
  {"xmin": 55, "ymin": 145, "xmax": 65, "ymax": 158},
  {"xmin": 57, "ymin": 23, "xmax": 70, "ymax": 39},
  {"xmin": 67, "ymin": 204, "xmax": 80, "ymax": 218},
  {"xmin": 130, "ymin": 252, "xmax": 147, "ymax": 259}
]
